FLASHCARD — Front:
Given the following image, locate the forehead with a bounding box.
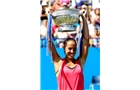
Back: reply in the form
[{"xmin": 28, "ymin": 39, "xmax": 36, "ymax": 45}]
[{"xmin": 66, "ymin": 40, "xmax": 76, "ymax": 47}]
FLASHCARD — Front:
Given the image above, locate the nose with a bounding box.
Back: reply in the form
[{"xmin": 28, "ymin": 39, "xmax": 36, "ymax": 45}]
[
  {"xmin": 70, "ymin": 50, "xmax": 73, "ymax": 53},
  {"xmin": 70, "ymin": 49, "xmax": 75, "ymax": 53}
]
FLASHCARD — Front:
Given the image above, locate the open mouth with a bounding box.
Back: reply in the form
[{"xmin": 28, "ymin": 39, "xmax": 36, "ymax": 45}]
[{"xmin": 70, "ymin": 54, "xmax": 74, "ymax": 57}]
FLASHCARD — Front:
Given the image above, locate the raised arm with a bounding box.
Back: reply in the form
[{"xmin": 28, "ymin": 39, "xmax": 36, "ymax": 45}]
[
  {"xmin": 78, "ymin": 15, "xmax": 89, "ymax": 67},
  {"xmin": 48, "ymin": 35, "xmax": 61, "ymax": 63}
]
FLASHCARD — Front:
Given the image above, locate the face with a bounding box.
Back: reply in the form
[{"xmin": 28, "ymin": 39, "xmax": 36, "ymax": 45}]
[
  {"xmin": 94, "ymin": 29, "xmax": 98, "ymax": 33},
  {"xmin": 89, "ymin": 39, "xmax": 93, "ymax": 46},
  {"xmin": 64, "ymin": 40, "xmax": 77, "ymax": 59},
  {"xmin": 48, "ymin": 7, "xmax": 54, "ymax": 13},
  {"xmin": 82, "ymin": 7, "xmax": 87, "ymax": 11},
  {"xmin": 42, "ymin": 20, "xmax": 47, "ymax": 27},
  {"xmin": 95, "ymin": 9, "xmax": 100, "ymax": 16},
  {"xmin": 59, "ymin": 42, "xmax": 64, "ymax": 48}
]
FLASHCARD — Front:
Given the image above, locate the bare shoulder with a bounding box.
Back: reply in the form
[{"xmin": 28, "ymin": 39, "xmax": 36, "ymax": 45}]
[
  {"xmin": 77, "ymin": 57, "xmax": 85, "ymax": 69},
  {"xmin": 53, "ymin": 59, "xmax": 63, "ymax": 73}
]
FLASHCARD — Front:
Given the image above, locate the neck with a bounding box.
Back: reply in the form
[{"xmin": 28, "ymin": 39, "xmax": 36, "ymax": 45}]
[{"xmin": 65, "ymin": 57, "xmax": 75, "ymax": 63}]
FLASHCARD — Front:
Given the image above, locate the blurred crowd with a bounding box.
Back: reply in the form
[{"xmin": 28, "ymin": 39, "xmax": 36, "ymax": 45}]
[{"xmin": 40, "ymin": 0, "xmax": 100, "ymax": 48}]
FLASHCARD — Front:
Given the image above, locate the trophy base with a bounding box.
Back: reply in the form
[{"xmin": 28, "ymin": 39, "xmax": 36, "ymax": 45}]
[{"xmin": 58, "ymin": 27, "xmax": 76, "ymax": 32}]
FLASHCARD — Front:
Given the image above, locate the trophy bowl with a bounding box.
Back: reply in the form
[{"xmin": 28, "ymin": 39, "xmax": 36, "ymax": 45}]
[{"xmin": 52, "ymin": 9, "xmax": 79, "ymax": 32}]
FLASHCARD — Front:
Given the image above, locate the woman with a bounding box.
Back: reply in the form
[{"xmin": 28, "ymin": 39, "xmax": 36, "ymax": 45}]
[
  {"xmin": 40, "ymin": 1, "xmax": 54, "ymax": 21},
  {"xmin": 40, "ymin": 1, "xmax": 48, "ymax": 21},
  {"xmin": 52, "ymin": 1, "xmax": 61, "ymax": 11},
  {"xmin": 40, "ymin": 19, "xmax": 48, "ymax": 48},
  {"xmin": 48, "ymin": 14, "xmax": 89, "ymax": 90},
  {"xmin": 92, "ymin": 8, "xmax": 100, "ymax": 31},
  {"xmin": 89, "ymin": 28, "xmax": 100, "ymax": 47}
]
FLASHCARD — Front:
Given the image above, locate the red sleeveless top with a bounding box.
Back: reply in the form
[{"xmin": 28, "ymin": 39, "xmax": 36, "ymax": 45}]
[{"xmin": 57, "ymin": 59, "xmax": 84, "ymax": 90}]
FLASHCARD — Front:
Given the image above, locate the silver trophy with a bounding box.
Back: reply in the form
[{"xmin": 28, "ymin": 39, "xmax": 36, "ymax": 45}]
[{"xmin": 52, "ymin": 9, "xmax": 79, "ymax": 32}]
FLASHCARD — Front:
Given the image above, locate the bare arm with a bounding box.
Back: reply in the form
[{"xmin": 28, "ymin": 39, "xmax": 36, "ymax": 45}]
[
  {"xmin": 48, "ymin": 35, "xmax": 61, "ymax": 63},
  {"xmin": 78, "ymin": 15, "xmax": 89, "ymax": 67}
]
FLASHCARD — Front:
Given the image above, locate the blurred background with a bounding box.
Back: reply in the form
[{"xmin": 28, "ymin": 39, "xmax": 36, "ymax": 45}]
[{"xmin": 40, "ymin": 0, "xmax": 100, "ymax": 90}]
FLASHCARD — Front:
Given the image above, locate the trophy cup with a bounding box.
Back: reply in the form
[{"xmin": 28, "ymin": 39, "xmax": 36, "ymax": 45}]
[{"xmin": 52, "ymin": 8, "xmax": 79, "ymax": 32}]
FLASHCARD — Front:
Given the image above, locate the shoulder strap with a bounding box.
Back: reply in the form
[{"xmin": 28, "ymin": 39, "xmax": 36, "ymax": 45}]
[{"xmin": 56, "ymin": 59, "xmax": 64, "ymax": 77}]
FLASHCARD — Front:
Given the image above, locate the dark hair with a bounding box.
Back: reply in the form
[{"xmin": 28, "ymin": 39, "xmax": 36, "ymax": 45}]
[
  {"xmin": 63, "ymin": 38, "xmax": 77, "ymax": 49},
  {"xmin": 94, "ymin": 28, "xmax": 98, "ymax": 30}
]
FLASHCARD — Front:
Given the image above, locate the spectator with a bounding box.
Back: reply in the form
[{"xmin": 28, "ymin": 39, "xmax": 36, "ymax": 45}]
[
  {"xmin": 89, "ymin": 28, "xmax": 100, "ymax": 47},
  {"xmin": 40, "ymin": 1, "xmax": 48, "ymax": 21},
  {"xmin": 89, "ymin": 25, "xmax": 95, "ymax": 37},
  {"xmin": 89, "ymin": 28, "xmax": 100, "ymax": 39},
  {"xmin": 91, "ymin": 8, "xmax": 100, "ymax": 31},
  {"xmin": 61, "ymin": 2, "xmax": 69, "ymax": 9},
  {"xmin": 40, "ymin": 0, "xmax": 54, "ymax": 21},
  {"xmin": 40, "ymin": 19, "xmax": 48, "ymax": 48},
  {"xmin": 59, "ymin": 41, "xmax": 64, "ymax": 48},
  {"xmin": 98, "ymin": 39, "xmax": 100, "ymax": 47},
  {"xmin": 53, "ymin": 1, "xmax": 61, "ymax": 10},
  {"xmin": 89, "ymin": 8, "xmax": 96, "ymax": 23},
  {"xmin": 52, "ymin": 25, "xmax": 59, "ymax": 35},
  {"xmin": 71, "ymin": 0, "xmax": 84, "ymax": 9},
  {"xmin": 60, "ymin": 0, "xmax": 70, "ymax": 5},
  {"xmin": 89, "ymin": 39, "xmax": 95, "ymax": 47},
  {"xmin": 58, "ymin": 0, "xmax": 70, "ymax": 9}
]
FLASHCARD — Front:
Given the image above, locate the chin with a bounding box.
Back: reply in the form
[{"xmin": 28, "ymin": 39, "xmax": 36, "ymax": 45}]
[{"xmin": 68, "ymin": 56, "xmax": 74, "ymax": 59}]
